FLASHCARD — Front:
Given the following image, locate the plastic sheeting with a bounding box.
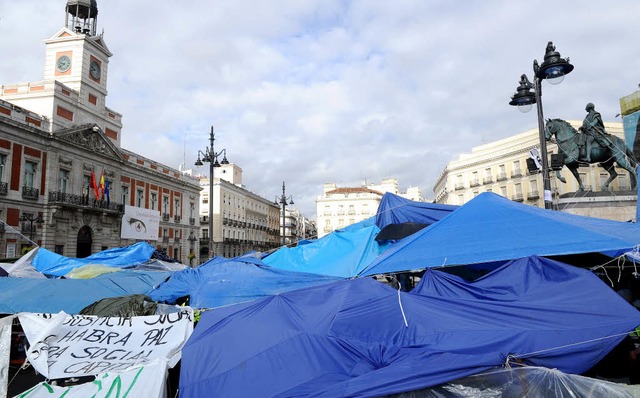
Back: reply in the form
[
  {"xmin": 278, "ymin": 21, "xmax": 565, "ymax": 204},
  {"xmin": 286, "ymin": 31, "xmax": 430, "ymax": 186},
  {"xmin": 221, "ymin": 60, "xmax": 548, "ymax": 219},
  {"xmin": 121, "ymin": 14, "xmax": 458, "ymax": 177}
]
[
  {"xmin": 375, "ymin": 192, "xmax": 458, "ymax": 230},
  {"xmin": 362, "ymin": 192, "xmax": 640, "ymax": 276},
  {"xmin": 391, "ymin": 366, "xmax": 640, "ymax": 398},
  {"xmin": 263, "ymin": 224, "xmax": 387, "ymax": 277},
  {"xmin": 32, "ymin": 242, "xmax": 156, "ymax": 276},
  {"xmin": 0, "ymin": 270, "xmax": 171, "ymax": 314},
  {"xmin": 179, "ymin": 256, "xmax": 640, "ymax": 397},
  {"xmin": 149, "ymin": 256, "xmax": 343, "ymax": 308}
]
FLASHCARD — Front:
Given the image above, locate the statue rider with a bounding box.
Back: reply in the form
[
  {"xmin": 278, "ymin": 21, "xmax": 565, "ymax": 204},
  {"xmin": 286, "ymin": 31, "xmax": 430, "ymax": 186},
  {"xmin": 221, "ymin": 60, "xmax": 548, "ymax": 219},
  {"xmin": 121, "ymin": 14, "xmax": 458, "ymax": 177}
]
[{"xmin": 578, "ymin": 102, "xmax": 612, "ymax": 162}]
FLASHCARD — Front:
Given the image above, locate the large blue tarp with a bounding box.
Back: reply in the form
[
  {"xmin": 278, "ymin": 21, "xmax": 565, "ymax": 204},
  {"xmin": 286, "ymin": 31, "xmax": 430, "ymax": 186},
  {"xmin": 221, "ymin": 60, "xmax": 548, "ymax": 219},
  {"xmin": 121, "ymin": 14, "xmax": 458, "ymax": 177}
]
[
  {"xmin": 149, "ymin": 256, "xmax": 343, "ymax": 308},
  {"xmin": 179, "ymin": 256, "xmax": 640, "ymax": 397},
  {"xmin": 32, "ymin": 242, "xmax": 157, "ymax": 276},
  {"xmin": 361, "ymin": 192, "xmax": 640, "ymax": 276},
  {"xmin": 262, "ymin": 223, "xmax": 387, "ymax": 277},
  {"xmin": 0, "ymin": 270, "xmax": 170, "ymax": 314},
  {"xmin": 375, "ymin": 192, "xmax": 458, "ymax": 229}
]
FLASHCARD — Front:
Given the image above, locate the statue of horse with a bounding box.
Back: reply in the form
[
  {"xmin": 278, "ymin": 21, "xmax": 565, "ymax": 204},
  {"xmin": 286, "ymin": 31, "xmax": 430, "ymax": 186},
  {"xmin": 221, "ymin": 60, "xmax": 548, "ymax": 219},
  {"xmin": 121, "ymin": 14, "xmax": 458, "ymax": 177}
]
[{"xmin": 544, "ymin": 118, "xmax": 637, "ymax": 191}]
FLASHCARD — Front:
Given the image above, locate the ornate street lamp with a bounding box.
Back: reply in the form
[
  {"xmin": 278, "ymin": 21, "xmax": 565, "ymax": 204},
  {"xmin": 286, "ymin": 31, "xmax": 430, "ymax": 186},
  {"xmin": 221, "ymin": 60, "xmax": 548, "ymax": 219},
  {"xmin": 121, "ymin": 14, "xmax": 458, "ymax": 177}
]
[
  {"xmin": 195, "ymin": 126, "xmax": 229, "ymax": 259},
  {"xmin": 509, "ymin": 41, "xmax": 574, "ymax": 209},
  {"xmin": 19, "ymin": 212, "xmax": 44, "ymax": 244},
  {"xmin": 274, "ymin": 181, "xmax": 294, "ymax": 246}
]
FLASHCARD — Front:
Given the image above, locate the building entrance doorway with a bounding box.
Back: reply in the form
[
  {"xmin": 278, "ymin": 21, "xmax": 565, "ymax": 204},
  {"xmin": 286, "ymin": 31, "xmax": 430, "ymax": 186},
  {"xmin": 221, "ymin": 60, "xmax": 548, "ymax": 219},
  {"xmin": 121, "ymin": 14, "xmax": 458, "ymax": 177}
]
[{"xmin": 76, "ymin": 225, "xmax": 93, "ymax": 258}]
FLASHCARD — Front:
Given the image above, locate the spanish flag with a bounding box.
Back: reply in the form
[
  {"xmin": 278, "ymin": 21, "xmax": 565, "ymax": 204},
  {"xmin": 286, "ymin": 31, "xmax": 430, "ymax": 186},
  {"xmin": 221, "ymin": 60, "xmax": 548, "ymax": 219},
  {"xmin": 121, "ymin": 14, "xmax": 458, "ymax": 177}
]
[{"xmin": 99, "ymin": 170, "xmax": 106, "ymax": 199}]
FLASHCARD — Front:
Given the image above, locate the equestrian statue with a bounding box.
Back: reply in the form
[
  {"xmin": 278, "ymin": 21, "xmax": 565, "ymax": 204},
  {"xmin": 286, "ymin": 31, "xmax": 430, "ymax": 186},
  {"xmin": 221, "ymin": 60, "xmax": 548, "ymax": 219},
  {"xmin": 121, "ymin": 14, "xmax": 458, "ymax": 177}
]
[{"xmin": 544, "ymin": 103, "xmax": 637, "ymax": 191}]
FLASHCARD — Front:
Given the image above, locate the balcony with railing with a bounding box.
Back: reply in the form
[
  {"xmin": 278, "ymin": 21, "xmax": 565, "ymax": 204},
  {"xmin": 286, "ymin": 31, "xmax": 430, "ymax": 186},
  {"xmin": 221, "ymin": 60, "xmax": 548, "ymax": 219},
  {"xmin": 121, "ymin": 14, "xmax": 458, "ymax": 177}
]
[
  {"xmin": 469, "ymin": 179, "xmax": 480, "ymax": 188},
  {"xmin": 511, "ymin": 170, "xmax": 522, "ymax": 178},
  {"xmin": 22, "ymin": 186, "xmax": 39, "ymax": 199},
  {"xmin": 162, "ymin": 213, "xmax": 170, "ymax": 221},
  {"xmin": 174, "ymin": 215, "xmax": 181, "ymax": 223},
  {"xmin": 482, "ymin": 176, "xmax": 493, "ymax": 185},
  {"xmin": 526, "ymin": 190, "xmax": 540, "ymax": 200},
  {"xmin": 496, "ymin": 172, "xmax": 507, "ymax": 181},
  {"xmin": 189, "ymin": 217, "xmax": 196, "ymax": 225},
  {"xmin": 454, "ymin": 183, "xmax": 465, "ymax": 190},
  {"xmin": 0, "ymin": 182, "xmax": 7, "ymax": 195},
  {"xmin": 48, "ymin": 191, "xmax": 124, "ymax": 212},
  {"xmin": 511, "ymin": 193, "xmax": 524, "ymax": 202},
  {"xmin": 162, "ymin": 236, "xmax": 169, "ymax": 243}
]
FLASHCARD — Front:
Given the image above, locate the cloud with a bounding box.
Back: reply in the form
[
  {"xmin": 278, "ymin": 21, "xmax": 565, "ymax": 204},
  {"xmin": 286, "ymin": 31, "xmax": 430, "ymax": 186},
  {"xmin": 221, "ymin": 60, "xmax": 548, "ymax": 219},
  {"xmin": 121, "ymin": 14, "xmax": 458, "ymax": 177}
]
[{"xmin": 2, "ymin": 0, "xmax": 640, "ymax": 217}]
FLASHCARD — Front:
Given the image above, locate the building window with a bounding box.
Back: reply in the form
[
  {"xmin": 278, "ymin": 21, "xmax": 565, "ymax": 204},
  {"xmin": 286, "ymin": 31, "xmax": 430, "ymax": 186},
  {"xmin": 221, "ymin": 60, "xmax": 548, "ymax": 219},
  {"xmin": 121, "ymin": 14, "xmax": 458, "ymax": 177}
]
[
  {"xmin": 137, "ymin": 189, "xmax": 144, "ymax": 207},
  {"xmin": 121, "ymin": 186, "xmax": 129, "ymax": 205},
  {"xmin": 190, "ymin": 202, "xmax": 195, "ymax": 218},
  {"xmin": 163, "ymin": 196, "xmax": 169, "ymax": 214},
  {"xmin": 500, "ymin": 186, "xmax": 507, "ymax": 197},
  {"xmin": 58, "ymin": 169, "xmax": 70, "ymax": 193},
  {"xmin": 0, "ymin": 154, "xmax": 6, "ymax": 181},
  {"xmin": 174, "ymin": 198, "xmax": 180, "ymax": 215},
  {"xmin": 54, "ymin": 245, "xmax": 64, "ymax": 255},
  {"xmin": 24, "ymin": 161, "xmax": 37, "ymax": 188},
  {"xmin": 151, "ymin": 192, "xmax": 157, "ymax": 210}
]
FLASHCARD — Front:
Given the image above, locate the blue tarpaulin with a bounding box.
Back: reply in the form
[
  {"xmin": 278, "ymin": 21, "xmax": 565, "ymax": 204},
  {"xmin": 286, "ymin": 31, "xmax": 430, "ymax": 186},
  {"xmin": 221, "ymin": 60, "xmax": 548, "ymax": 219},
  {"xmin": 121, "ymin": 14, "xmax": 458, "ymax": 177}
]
[
  {"xmin": 179, "ymin": 256, "xmax": 640, "ymax": 397},
  {"xmin": 149, "ymin": 256, "xmax": 343, "ymax": 308},
  {"xmin": 32, "ymin": 242, "xmax": 157, "ymax": 276},
  {"xmin": 361, "ymin": 192, "xmax": 640, "ymax": 276},
  {"xmin": 375, "ymin": 192, "xmax": 458, "ymax": 229},
  {"xmin": 0, "ymin": 270, "xmax": 170, "ymax": 314},
  {"xmin": 262, "ymin": 223, "xmax": 387, "ymax": 277}
]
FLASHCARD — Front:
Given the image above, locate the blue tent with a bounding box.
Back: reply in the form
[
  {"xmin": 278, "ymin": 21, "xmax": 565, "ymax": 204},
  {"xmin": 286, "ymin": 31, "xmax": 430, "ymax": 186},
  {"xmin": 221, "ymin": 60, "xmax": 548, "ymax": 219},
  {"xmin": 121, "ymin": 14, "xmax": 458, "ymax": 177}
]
[
  {"xmin": 179, "ymin": 256, "xmax": 640, "ymax": 397},
  {"xmin": 32, "ymin": 242, "xmax": 157, "ymax": 276},
  {"xmin": 262, "ymin": 224, "xmax": 386, "ymax": 277},
  {"xmin": 0, "ymin": 270, "xmax": 170, "ymax": 314},
  {"xmin": 375, "ymin": 192, "xmax": 458, "ymax": 229},
  {"xmin": 361, "ymin": 192, "xmax": 640, "ymax": 276},
  {"xmin": 148, "ymin": 256, "xmax": 343, "ymax": 308}
]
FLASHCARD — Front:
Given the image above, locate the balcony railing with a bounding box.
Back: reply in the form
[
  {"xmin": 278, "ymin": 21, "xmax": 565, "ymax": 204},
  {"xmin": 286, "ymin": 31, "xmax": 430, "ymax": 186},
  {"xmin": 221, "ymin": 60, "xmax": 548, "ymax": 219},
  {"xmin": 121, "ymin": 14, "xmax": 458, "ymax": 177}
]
[
  {"xmin": 48, "ymin": 191, "xmax": 124, "ymax": 212},
  {"xmin": 454, "ymin": 183, "xmax": 465, "ymax": 190},
  {"xmin": 496, "ymin": 172, "xmax": 507, "ymax": 181},
  {"xmin": 526, "ymin": 191, "xmax": 540, "ymax": 200},
  {"xmin": 482, "ymin": 177, "xmax": 493, "ymax": 185},
  {"xmin": 162, "ymin": 236, "xmax": 169, "ymax": 243},
  {"xmin": 0, "ymin": 182, "xmax": 7, "ymax": 195},
  {"xmin": 22, "ymin": 186, "xmax": 39, "ymax": 199},
  {"xmin": 189, "ymin": 217, "xmax": 196, "ymax": 225},
  {"xmin": 511, "ymin": 170, "xmax": 522, "ymax": 178},
  {"xmin": 512, "ymin": 193, "xmax": 524, "ymax": 202},
  {"xmin": 162, "ymin": 213, "xmax": 170, "ymax": 221},
  {"xmin": 469, "ymin": 179, "xmax": 480, "ymax": 187},
  {"xmin": 174, "ymin": 215, "xmax": 181, "ymax": 223}
]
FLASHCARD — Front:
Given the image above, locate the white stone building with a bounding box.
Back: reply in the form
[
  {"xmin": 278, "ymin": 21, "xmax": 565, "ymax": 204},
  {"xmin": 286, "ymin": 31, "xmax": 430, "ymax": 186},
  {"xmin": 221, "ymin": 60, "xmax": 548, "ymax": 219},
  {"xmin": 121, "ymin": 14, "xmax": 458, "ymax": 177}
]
[
  {"xmin": 192, "ymin": 163, "xmax": 281, "ymax": 259},
  {"xmin": 433, "ymin": 122, "xmax": 637, "ymax": 221},
  {"xmin": 316, "ymin": 178, "xmax": 423, "ymax": 238}
]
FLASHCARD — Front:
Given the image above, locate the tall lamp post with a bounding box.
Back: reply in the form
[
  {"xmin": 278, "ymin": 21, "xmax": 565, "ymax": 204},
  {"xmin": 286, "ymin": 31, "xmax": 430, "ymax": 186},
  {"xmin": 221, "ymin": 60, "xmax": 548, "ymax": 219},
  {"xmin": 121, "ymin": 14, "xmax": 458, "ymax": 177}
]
[
  {"xmin": 195, "ymin": 126, "xmax": 229, "ymax": 259},
  {"xmin": 274, "ymin": 181, "xmax": 294, "ymax": 246},
  {"xmin": 509, "ymin": 41, "xmax": 574, "ymax": 210},
  {"xmin": 20, "ymin": 213, "xmax": 44, "ymax": 244}
]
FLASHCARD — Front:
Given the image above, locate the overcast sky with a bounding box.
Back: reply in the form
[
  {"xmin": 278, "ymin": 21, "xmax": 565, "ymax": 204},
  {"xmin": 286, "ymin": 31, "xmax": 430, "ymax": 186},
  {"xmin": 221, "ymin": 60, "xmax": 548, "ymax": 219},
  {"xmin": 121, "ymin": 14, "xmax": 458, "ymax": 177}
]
[{"xmin": 1, "ymin": 1, "xmax": 640, "ymax": 218}]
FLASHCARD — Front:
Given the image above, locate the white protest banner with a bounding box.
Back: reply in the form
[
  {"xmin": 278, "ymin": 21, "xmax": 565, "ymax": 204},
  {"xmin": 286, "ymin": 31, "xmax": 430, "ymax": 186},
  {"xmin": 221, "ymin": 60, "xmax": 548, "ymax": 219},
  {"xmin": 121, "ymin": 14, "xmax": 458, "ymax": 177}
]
[
  {"xmin": 15, "ymin": 358, "xmax": 167, "ymax": 398},
  {"xmin": 19, "ymin": 308, "xmax": 193, "ymax": 379},
  {"xmin": 0, "ymin": 315, "xmax": 15, "ymax": 398}
]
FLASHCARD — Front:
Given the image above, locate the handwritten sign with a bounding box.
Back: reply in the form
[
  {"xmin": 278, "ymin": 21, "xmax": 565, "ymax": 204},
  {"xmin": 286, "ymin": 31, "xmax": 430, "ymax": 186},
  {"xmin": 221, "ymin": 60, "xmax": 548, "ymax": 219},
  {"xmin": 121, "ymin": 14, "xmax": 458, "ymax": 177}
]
[
  {"xmin": 15, "ymin": 359, "xmax": 167, "ymax": 398},
  {"xmin": 19, "ymin": 309, "xmax": 193, "ymax": 379}
]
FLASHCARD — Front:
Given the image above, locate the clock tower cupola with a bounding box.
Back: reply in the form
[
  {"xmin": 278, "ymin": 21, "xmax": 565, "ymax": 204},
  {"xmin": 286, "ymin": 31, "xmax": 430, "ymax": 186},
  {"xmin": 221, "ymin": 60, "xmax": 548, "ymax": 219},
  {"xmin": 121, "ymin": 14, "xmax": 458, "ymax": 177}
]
[{"xmin": 65, "ymin": 0, "xmax": 99, "ymax": 36}]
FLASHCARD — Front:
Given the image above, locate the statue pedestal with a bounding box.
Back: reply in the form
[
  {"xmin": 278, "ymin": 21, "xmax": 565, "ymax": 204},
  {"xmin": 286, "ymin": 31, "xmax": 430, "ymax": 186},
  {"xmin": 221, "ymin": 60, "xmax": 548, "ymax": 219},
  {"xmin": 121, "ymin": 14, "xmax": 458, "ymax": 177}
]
[{"xmin": 556, "ymin": 190, "xmax": 637, "ymax": 221}]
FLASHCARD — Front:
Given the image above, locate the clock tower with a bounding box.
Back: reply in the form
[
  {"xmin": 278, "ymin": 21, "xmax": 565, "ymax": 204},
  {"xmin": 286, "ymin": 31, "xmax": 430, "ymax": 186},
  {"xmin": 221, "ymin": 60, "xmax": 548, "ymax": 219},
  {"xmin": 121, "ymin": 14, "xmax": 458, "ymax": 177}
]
[{"xmin": 44, "ymin": 1, "xmax": 111, "ymax": 104}]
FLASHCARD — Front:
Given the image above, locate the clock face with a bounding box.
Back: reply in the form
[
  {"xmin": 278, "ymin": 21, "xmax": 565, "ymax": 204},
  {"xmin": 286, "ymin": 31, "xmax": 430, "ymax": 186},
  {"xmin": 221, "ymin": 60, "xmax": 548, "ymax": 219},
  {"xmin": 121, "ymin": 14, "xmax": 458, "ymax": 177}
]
[
  {"xmin": 56, "ymin": 55, "xmax": 71, "ymax": 72},
  {"xmin": 89, "ymin": 60, "xmax": 101, "ymax": 80}
]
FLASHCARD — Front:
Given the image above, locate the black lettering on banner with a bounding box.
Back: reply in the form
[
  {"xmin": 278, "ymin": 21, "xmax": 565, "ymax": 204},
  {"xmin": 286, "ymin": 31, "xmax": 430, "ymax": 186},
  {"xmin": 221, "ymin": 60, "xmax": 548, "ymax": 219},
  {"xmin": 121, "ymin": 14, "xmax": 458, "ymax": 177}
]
[{"xmin": 140, "ymin": 326, "xmax": 173, "ymax": 346}]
